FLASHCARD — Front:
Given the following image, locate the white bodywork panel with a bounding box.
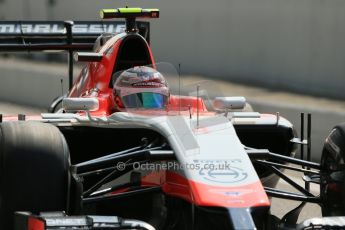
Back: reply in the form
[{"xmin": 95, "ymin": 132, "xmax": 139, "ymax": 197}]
[{"xmin": 107, "ymin": 112, "xmax": 261, "ymax": 187}]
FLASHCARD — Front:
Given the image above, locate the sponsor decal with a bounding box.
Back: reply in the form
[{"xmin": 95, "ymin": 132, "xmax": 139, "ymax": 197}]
[
  {"xmin": 0, "ymin": 23, "xmax": 126, "ymax": 34},
  {"xmin": 210, "ymin": 189, "xmax": 254, "ymax": 197},
  {"xmin": 194, "ymin": 159, "xmax": 248, "ymax": 183},
  {"xmin": 224, "ymin": 191, "xmax": 242, "ymax": 196},
  {"xmin": 194, "ymin": 159, "xmax": 242, "ymax": 164}
]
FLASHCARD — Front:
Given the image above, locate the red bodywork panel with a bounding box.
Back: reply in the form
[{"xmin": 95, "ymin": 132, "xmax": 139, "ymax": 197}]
[
  {"xmin": 66, "ymin": 32, "xmax": 207, "ymax": 116},
  {"xmin": 68, "ymin": 33, "xmax": 155, "ymax": 112},
  {"xmin": 141, "ymin": 170, "xmax": 270, "ymax": 209},
  {"xmin": 28, "ymin": 217, "xmax": 45, "ymax": 230}
]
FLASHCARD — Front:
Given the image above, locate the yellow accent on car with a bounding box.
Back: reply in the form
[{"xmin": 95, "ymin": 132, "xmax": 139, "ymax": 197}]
[
  {"xmin": 118, "ymin": 8, "xmax": 142, "ymax": 13},
  {"xmin": 100, "ymin": 8, "xmax": 160, "ymax": 19},
  {"xmin": 100, "ymin": 9, "xmax": 116, "ymax": 19}
]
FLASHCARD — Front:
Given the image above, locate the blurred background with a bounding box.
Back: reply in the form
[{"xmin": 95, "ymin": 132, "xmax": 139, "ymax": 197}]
[{"xmin": 0, "ymin": 0, "xmax": 345, "ymax": 161}]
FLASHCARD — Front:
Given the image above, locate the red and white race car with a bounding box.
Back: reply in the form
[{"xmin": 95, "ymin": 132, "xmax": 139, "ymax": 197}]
[{"xmin": 0, "ymin": 7, "xmax": 344, "ymax": 230}]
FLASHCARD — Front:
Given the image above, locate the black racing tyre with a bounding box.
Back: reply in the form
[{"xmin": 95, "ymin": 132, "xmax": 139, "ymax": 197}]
[
  {"xmin": 0, "ymin": 121, "xmax": 70, "ymax": 229},
  {"xmin": 320, "ymin": 123, "xmax": 345, "ymax": 216}
]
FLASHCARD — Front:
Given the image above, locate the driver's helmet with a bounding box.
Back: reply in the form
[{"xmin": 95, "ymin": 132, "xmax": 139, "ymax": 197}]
[{"xmin": 113, "ymin": 66, "xmax": 169, "ymax": 109}]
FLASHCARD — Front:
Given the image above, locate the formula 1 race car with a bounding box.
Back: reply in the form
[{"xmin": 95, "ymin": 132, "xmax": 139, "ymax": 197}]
[{"xmin": 0, "ymin": 7, "xmax": 345, "ymax": 230}]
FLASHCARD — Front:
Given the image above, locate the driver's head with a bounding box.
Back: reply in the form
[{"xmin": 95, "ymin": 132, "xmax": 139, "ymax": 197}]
[{"xmin": 113, "ymin": 66, "xmax": 169, "ymax": 110}]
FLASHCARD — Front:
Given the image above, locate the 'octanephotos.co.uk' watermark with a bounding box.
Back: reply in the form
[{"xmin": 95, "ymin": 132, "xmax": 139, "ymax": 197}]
[{"xmin": 116, "ymin": 161, "xmax": 232, "ymax": 171}]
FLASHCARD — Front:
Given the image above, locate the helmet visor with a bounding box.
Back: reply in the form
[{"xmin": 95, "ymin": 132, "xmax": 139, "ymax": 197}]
[{"xmin": 122, "ymin": 92, "xmax": 167, "ymax": 109}]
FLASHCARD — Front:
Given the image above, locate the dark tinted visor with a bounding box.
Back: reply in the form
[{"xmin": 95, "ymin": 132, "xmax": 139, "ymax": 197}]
[{"xmin": 122, "ymin": 93, "xmax": 167, "ymax": 109}]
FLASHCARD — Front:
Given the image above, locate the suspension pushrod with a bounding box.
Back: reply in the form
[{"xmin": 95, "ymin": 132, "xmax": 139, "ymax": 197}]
[
  {"xmin": 83, "ymin": 186, "xmax": 161, "ymax": 204},
  {"xmin": 264, "ymin": 187, "xmax": 320, "ymax": 204},
  {"xmin": 255, "ymin": 160, "xmax": 319, "ymax": 175},
  {"xmin": 270, "ymin": 166, "xmax": 315, "ymax": 197},
  {"xmin": 78, "ymin": 165, "xmax": 118, "ymax": 177},
  {"xmin": 247, "ymin": 149, "xmax": 320, "ymax": 169},
  {"xmin": 76, "ymin": 146, "xmax": 163, "ymax": 173},
  {"xmin": 76, "ymin": 145, "xmax": 143, "ymax": 167},
  {"xmin": 89, "ymin": 181, "xmax": 138, "ymax": 197},
  {"xmin": 83, "ymin": 166, "xmax": 133, "ymax": 197},
  {"xmin": 81, "ymin": 160, "xmax": 149, "ymax": 197}
]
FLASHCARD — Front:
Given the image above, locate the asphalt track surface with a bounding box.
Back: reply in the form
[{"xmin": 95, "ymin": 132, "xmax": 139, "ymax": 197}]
[{"xmin": 2, "ymin": 60, "xmax": 345, "ymax": 224}]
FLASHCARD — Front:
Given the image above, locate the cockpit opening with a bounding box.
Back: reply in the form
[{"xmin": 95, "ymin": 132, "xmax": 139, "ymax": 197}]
[{"xmin": 110, "ymin": 35, "xmax": 153, "ymax": 87}]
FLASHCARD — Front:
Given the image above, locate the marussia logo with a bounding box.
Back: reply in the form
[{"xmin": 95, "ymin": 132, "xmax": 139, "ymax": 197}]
[{"xmin": 0, "ymin": 23, "xmax": 125, "ymax": 34}]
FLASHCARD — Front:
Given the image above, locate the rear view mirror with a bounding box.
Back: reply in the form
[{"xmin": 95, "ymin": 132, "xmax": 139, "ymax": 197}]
[
  {"xmin": 62, "ymin": 98, "xmax": 99, "ymax": 111},
  {"xmin": 213, "ymin": 97, "xmax": 246, "ymax": 110}
]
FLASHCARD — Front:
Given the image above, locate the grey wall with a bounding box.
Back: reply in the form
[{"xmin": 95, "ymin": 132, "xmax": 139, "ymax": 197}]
[
  {"xmin": 1, "ymin": 0, "xmax": 345, "ymax": 98},
  {"xmin": 0, "ymin": 59, "xmax": 72, "ymax": 108}
]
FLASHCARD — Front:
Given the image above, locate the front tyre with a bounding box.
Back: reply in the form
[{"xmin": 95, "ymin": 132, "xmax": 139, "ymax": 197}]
[
  {"xmin": 320, "ymin": 123, "xmax": 345, "ymax": 216},
  {"xmin": 0, "ymin": 121, "xmax": 71, "ymax": 229}
]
